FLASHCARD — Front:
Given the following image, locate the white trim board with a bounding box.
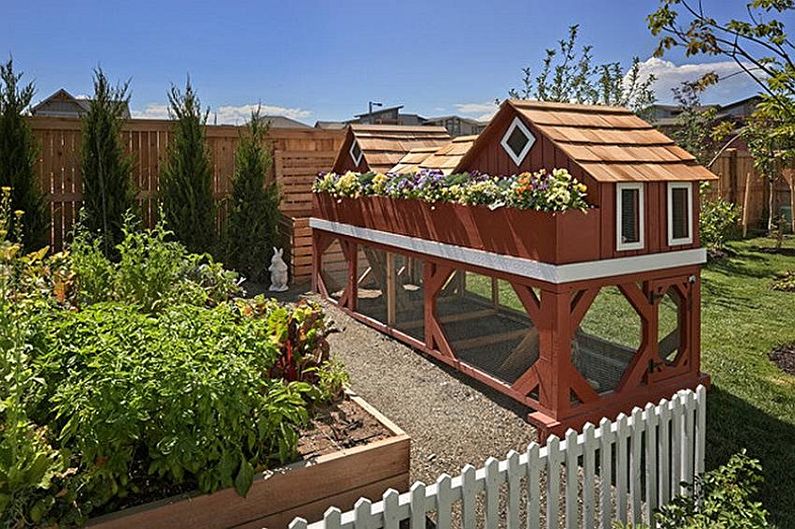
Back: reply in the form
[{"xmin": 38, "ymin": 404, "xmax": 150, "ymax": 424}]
[{"xmin": 310, "ymin": 218, "xmax": 706, "ymax": 285}]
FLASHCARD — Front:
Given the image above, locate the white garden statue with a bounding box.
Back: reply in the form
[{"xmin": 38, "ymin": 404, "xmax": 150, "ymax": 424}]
[{"xmin": 268, "ymin": 247, "xmax": 289, "ymax": 292}]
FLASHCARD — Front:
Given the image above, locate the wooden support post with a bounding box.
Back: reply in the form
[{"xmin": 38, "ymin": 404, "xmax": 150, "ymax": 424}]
[
  {"xmin": 386, "ymin": 253, "xmax": 396, "ymax": 327},
  {"xmin": 491, "ymin": 277, "xmax": 499, "ymax": 307},
  {"xmin": 742, "ymin": 172, "xmax": 752, "ymax": 237}
]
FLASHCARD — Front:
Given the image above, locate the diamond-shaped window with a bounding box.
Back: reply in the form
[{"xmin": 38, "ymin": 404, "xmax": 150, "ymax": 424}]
[
  {"xmin": 349, "ymin": 140, "xmax": 363, "ymax": 166},
  {"xmin": 500, "ymin": 117, "xmax": 535, "ymax": 165}
]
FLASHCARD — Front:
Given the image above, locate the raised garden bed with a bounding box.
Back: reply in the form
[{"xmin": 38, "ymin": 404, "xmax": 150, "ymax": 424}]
[
  {"xmin": 87, "ymin": 392, "xmax": 410, "ymax": 529},
  {"xmin": 314, "ymin": 193, "xmax": 601, "ymax": 265}
]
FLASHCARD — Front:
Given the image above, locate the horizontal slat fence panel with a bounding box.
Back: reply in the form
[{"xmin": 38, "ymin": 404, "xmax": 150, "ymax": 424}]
[
  {"xmin": 27, "ymin": 116, "xmax": 342, "ymax": 257},
  {"xmin": 291, "ymin": 386, "xmax": 707, "ymax": 529}
]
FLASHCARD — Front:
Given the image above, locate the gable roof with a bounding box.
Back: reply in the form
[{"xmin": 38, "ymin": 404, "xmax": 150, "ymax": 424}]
[
  {"xmin": 31, "ymin": 88, "xmax": 131, "ymax": 118},
  {"xmin": 459, "ymin": 100, "xmax": 716, "ymax": 181},
  {"xmin": 257, "ymin": 115, "xmax": 311, "ymax": 129},
  {"xmin": 332, "ymin": 124, "xmax": 450, "ymax": 173}
]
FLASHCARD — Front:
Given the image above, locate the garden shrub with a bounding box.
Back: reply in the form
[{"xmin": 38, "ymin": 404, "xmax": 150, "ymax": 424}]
[
  {"xmin": 0, "ymin": 58, "xmax": 47, "ymax": 250},
  {"xmin": 159, "ymin": 80, "xmax": 216, "ymax": 255},
  {"xmin": 224, "ymin": 109, "xmax": 281, "ymax": 282},
  {"xmin": 0, "ymin": 191, "xmax": 347, "ymax": 526},
  {"xmin": 79, "ymin": 69, "xmax": 136, "ymax": 257},
  {"xmin": 700, "ymin": 195, "xmax": 740, "ymax": 252}
]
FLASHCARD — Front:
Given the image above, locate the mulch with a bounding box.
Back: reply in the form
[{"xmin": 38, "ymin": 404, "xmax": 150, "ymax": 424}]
[{"xmin": 770, "ymin": 343, "xmax": 795, "ymax": 376}]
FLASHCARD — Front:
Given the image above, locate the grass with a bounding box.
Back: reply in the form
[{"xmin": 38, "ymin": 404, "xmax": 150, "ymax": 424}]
[{"xmin": 465, "ymin": 237, "xmax": 795, "ymax": 526}]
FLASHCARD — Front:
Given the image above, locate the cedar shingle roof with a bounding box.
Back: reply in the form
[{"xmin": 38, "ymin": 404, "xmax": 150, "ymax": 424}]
[
  {"xmin": 334, "ymin": 124, "xmax": 450, "ymax": 173},
  {"xmin": 465, "ymin": 100, "xmax": 716, "ymax": 181},
  {"xmin": 390, "ymin": 134, "xmax": 478, "ymax": 175}
]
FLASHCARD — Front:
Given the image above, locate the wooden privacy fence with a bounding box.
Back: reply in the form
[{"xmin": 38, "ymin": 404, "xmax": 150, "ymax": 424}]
[
  {"xmin": 291, "ymin": 386, "xmax": 707, "ymax": 529},
  {"xmin": 28, "ymin": 116, "xmax": 342, "ymax": 278},
  {"xmin": 708, "ymin": 148, "xmax": 794, "ymax": 231}
]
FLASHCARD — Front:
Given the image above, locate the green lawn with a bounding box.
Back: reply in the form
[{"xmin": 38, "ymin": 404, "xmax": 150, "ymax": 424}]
[{"xmin": 464, "ymin": 238, "xmax": 795, "ymax": 526}]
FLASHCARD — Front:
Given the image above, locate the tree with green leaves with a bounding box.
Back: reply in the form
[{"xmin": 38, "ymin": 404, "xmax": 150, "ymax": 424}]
[
  {"xmin": 80, "ymin": 68, "xmax": 135, "ymax": 257},
  {"xmin": 507, "ymin": 25, "xmax": 657, "ymax": 119},
  {"xmin": 160, "ymin": 80, "xmax": 215, "ymax": 255},
  {"xmin": 224, "ymin": 108, "xmax": 281, "ymax": 282},
  {"xmin": 0, "ymin": 58, "xmax": 47, "ymax": 249}
]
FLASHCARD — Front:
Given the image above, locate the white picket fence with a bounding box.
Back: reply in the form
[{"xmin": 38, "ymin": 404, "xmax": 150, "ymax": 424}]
[{"xmin": 290, "ymin": 386, "xmax": 707, "ymax": 529}]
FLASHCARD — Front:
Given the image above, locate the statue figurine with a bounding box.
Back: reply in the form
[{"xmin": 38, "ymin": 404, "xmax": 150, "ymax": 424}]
[{"xmin": 268, "ymin": 247, "xmax": 289, "ymax": 292}]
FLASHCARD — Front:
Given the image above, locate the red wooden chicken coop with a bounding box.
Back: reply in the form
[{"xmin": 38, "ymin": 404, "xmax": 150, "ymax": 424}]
[{"xmin": 312, "ymin": 100, "xmax": 713, "ymax": 438}]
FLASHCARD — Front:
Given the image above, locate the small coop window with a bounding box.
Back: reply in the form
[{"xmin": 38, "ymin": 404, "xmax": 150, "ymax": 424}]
[
  {"xmin": 500, "ymin": 117, "xmax": 535, "ymax": 166},
  {"xmin": 349, "ymin": 140, "xmax": 363, "ymax": 167},
  {"xmin": 667, "ymin": 182, "xmax": 693, "ymax": 245},
  {"xmin": 616, "ymin": 183, "xmax": 645, "ymax": 251}
]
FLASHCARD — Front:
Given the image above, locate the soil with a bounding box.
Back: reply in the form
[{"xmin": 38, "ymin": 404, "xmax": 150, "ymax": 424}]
[
  {"xmin": 297, "ymin": 397, "xmax": 392, "ymax": 459},
  {"xmin": 770, "ymin": 343, "xmax": 795, "ymax": 376}
]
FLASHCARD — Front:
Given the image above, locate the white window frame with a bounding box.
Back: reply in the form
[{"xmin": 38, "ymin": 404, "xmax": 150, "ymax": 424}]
[
  {"xmin": 616, "ymin": 182, "xmax": 645, "ymax": 252},
  {"xmin": 667, "ymin": 182, "xmax": 694, "ymax": 246},
  {"xmin": 500, "ymin": 116, "xmax": 536, "ymax": 166},
  {"xmin": 349, "ymin": 140, "xmax": 363, "ymax": 166}
]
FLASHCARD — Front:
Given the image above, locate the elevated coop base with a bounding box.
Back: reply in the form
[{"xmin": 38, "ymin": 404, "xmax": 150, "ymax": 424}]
[{"xmin": 312, "ymin": 218, "xmax": 709, "ymax": 440}]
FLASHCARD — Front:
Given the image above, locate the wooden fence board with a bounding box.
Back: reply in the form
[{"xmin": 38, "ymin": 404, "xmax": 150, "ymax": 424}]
[{"xmin": 27, "ymin": 116, "xmax": 342, "ymax": 261}]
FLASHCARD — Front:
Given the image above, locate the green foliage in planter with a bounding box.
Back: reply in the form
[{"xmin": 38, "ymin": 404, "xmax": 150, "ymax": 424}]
[
  {"xmin": 159, "ymin": 80, "xmax": 216, "ymax": 255},
  {"xmin": 35, "ymin": 302, "xmax": 311, "ymax": 518},
  {"xmin": 224, "ymin": 109, "xmax": 281, "ymax": 282},
  {"xmin": 0, "ymin": 58, "xmax": 47, "ymax": 250},
  {"xmin": 700, "ymin": 195, "xmax": 740, "ymax": 251},
  {"xmin": 79, "ymin": 68, "xmax": 136, "ymax": 258},
  {"xmin": 70, "ymin": 215, "xmax": 241, "ymax": 312}
]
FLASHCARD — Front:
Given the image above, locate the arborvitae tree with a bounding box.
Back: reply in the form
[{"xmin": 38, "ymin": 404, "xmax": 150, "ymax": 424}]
[
  {"xmin": 80, "ymin": 68, "xmax": 135, "ymax": 257},
  {"xmin": 225, "ymin": 108, "xmax": 280, "ymax": 281},
  {"xmin": 0, "ymin": 58, "xmax": 47, "ymax": 249},
  {"xmin": 160, "ymin": 80, "xmax": 215, "ymax": 254}
]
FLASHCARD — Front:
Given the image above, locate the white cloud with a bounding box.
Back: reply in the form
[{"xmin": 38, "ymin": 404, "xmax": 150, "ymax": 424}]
[
  {"xmin": 454, "ymin": 101, "xmax": 498, "ymax": 122},
  {"xmin": 634, "ymin": 57, "xmax": 764, "ymax": 104},
  {"xmin": 131, "ymin": 102, "xmax": 312, "ymax": 124}
]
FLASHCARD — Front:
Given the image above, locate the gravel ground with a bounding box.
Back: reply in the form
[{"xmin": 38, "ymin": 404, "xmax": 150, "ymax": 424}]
[{"xmin": 316, "ymin": 297, "xmax": 539, "ymax": 486}]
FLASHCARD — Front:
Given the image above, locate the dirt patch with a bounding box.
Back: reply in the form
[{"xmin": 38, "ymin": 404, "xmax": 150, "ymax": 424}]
[
  {"xmin": 770, "ymin": 343, "xmax": 795, "ymax": 376},
  {"xmin": 297, "ymin": 397, "xmax": 392, "ymax": 459}
]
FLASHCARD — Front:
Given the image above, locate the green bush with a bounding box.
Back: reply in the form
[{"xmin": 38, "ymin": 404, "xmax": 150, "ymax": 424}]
[
  {"xmin": 159, "ymin": 80, "xmax": 216, "ymax": 255},
  {"xmin": 37, "ymin": 302, "xmax": 309, "ymax": 515},
  {"xmin": 79, "ymin": 68, "xmax": 136, "ymax": 257},
  {"xmin": 700, "ymin": 196, "xmax": 740, "ymax": 251},
  {"xmin": 71, "ymin": 216, "xmax": 241, "ymax": 312},
  {"xmin": 0, "ymin": 58, "xmax": 47, "ymax": 250},
  {"xmin": 224, "ymin": 109, "xmax": 281, "ymax": 282}
]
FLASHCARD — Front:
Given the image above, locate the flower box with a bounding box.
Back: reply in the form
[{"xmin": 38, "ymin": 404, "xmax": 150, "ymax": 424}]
[
  {"xmin": 313, "ymin": 193, "xmax": 601, "ymax": 265},
  {"xmin": 87, "ymin": 393, "xmax": 410, "ymax": 529}
]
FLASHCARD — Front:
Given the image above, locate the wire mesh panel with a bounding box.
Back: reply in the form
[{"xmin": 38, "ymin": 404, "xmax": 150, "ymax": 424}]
[
  {"xmin": 392, "ymin": 254, "xmax": 425, "ymax": 341},
  {"xmin": 658, "ymin": 288, "xmax": 684, "ymax": 365},
  {"xmin": 572, "ymin": 286, "xmax": 642, "ymax": 394},
  {"xmin": 356, "ymin": 245, "xmax": 389, "ymax": 323},
  {"xmin": 436, "ymin": 270, "xmax": 540, "ymax": 384},
  {"xmin": 320, "ymin": 239, "xmax": 348, "ymax": 301}
]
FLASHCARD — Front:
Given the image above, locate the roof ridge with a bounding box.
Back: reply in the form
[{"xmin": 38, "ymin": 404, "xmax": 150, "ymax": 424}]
[{"xmin": 508, "ymin": 99, "xmax": 633, "ymax": 114}]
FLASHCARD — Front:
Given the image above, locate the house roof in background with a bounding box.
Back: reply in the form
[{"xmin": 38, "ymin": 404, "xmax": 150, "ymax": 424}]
[
  {"xmin": 460, "ymin": 100, "xmax": 716, "ymax": 182},
  {"xmin": 257, "ymin": 115, "xmax": 311, "ymax": 128},
  {"xmin": 353, "ymin": 105, "xmax": 404, "ymax": 118},
  {"xmin": 315, "ymin": 120, "xmax": 347, "ymax": 129},
  {"xmin": 333, "ymin": 124, "xmax": 450, "ymax": 173},
  {"xmin": 425, "ymin": 115, "xmax": 486, "ymax": 126},
  {"xmin": 31, "ymin": 88, "xmax": 131, "ymax": 118}
]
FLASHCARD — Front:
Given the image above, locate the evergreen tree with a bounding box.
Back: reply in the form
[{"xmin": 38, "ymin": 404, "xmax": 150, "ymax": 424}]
[
  {"xmin": 160, "ymin": 80, "xmax": 215, "ymax": 254},
  {"xmin": 80, "ymin": 68, "xmax": 135, "ymax": 257},
  {"xmin": 225, "ymin": 108, "xmax": 280, "ymax": 281},
  {"xmin": 0, "ymin": 58, "xmax": 47, "ymax": 249}
]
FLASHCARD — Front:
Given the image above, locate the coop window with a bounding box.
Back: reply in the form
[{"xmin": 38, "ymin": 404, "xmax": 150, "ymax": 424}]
[
  {"xmin": 667, "ymin": 182, "xmax": 693, "ymax": 245},
  {"xmin": 616, "ymin": 183, "xmax": 645, "ymax": 251},
  {"xmin": 500, "ymin": 117, "xmax": 535, "ymax": 166},
  {"xmin": 349, "ymin": 140, "xmax": 363, "ymax": 166}
]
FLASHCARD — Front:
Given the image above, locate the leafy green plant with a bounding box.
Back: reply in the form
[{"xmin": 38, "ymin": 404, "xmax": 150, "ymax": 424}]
[
  {"xmin": 80, "ymin": 68, "xmax": 136, "ymax": 258},
  {"xmin": 700, "ymin": 195, "xmax": 740, "ymax": 252},
  {"xmin": 0, "ymin": 58, "xmax": 47, "ymax": 250},
  {"xmin": 159, "ymin": 80, "xmax": 216, "ymax": 255},
  {"xmin": 655, "ymin": 451, "xmax": 771, "ymax": 529},
  {"xmin": 224, "ymin": 108, "xmax": 281, "ymax": 282},
  {"xmin": 314, "ymin": 359, "xmax": 350, "ymax": 403}
]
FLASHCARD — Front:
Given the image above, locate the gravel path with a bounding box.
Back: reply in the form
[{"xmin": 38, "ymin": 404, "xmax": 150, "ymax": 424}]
[{"xmin": 318, "ymin": 297, "xmax": 539, "ymax": 486}]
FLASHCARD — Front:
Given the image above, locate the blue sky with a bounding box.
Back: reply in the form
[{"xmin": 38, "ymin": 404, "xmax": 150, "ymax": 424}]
[{"xmin": 2, "ymin": 0, "xmax": 789, "ymax": 124}]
